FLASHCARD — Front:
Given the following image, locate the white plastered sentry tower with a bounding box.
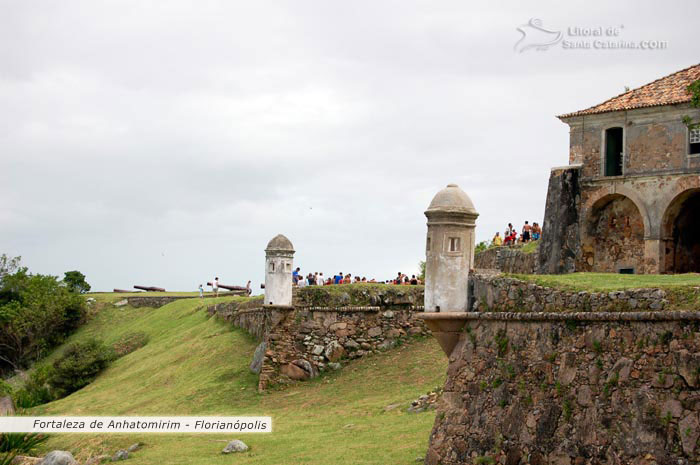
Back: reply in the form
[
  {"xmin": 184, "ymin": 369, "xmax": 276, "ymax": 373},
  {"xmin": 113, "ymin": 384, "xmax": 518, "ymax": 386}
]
[
  {"xmin": 264, "ymin": 234, "xmax": 295, "ymax": 306},
  {"xmin": 424, "ymin": 184, "xmax": 479, "ymax": 313}
]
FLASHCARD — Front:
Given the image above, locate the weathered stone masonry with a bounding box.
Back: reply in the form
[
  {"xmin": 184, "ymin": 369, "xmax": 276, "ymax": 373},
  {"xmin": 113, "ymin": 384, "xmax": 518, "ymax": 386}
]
[
  {"xmin": 425, "ymin": 312, "xmax": 700, "ymax": 465},
  {"xmin": 208, "ymin": 286, "xmax": 429, "ymax": 390},
  {"xmin": 124, "ymin": 293, "xmax": 245, "ymax": 308},
  {"xmin": 475, "ymin": 247, "xmax": 540, "ymax": 275},
  {"xmin": 470, "ymin": 273, "xmax": 684, "ymax": 313}
]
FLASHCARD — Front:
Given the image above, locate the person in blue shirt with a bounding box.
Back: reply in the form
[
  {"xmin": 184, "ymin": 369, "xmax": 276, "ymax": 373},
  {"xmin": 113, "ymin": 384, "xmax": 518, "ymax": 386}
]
[{"xmin": 292, "ymin": 267, "xmax": 300, "ymax": 284}]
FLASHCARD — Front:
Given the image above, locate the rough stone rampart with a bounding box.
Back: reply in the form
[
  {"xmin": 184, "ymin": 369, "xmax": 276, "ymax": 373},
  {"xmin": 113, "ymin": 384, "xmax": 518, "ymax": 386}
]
[
  {"xmin": 470, "ymin": 274, "xmax": 681, "ymax": 313},
  {"xmin": 425, "ymin": 312, "xmax": 700, "ymax": 465},
  {"xmin": 475, "ymin": 247, "xmax": 539, "ymax": 274},
  {"xmin": 208, "ymin": 286, "xmax": 428, "ymax": 390},
  {"xmin": 125, "ymin": 292, "xmax": 247, "ymax": 308}
]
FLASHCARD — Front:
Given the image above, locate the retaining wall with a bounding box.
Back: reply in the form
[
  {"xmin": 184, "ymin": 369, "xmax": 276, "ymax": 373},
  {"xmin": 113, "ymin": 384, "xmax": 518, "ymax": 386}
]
[
  {"xmin": 425, "ymin": 312, "xmax": 700, "ymax": 465},
  {"xmin": 470, "ymin": 274, "xmax": 677, "ymax": 313},
  {"xmin": 208, "ymin": 286, "xmax": 428, "ymax": 390},
  {"xmin": 475, "ymin": 247, "xmax": 539, "ymax": 274},
  {"xmin": 125, "ymin": 292, "xmax": 247, "ymax": 308}
]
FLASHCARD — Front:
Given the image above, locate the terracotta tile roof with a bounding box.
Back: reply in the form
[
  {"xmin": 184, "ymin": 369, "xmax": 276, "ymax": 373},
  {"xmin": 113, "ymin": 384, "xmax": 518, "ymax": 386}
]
[{"xmin": 558, "ymin": 63, "xmax": 700, "ymax": 119}]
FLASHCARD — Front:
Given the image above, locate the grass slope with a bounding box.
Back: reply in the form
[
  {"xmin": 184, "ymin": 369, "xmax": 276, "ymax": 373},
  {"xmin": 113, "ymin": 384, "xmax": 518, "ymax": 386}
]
[
  {"xmin": 511, "ymin": 272, "xmax": 700, "ymax": 292},
  {"xmin": 31, "ymin": 296, "xmax": 446, "ymax": 464}
]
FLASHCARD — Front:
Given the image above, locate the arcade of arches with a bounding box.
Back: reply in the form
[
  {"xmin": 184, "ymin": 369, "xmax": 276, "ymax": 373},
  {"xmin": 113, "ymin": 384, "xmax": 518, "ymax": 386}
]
[{"xmin": 580, "ymin": 189, "xmax": 700, "ymax": 274}]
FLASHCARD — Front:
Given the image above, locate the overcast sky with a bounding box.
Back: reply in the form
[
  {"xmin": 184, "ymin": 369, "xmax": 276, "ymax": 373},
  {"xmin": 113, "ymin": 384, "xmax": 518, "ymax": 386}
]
[{"xmin": 1, "ymin": 1, "xmax": 698, "ymax": 291}]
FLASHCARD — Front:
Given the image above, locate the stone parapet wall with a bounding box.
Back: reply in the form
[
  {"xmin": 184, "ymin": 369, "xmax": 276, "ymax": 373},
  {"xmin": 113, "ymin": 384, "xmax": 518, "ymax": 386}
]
[
  {"xmin": 475, "ymin": 247, "xmax": 500, "ymax": 269},
  {"xmin": 475, "ymin": 247, "xmax": 539, "ymax": 275},
  {"xmin": 126, "ymin": 292, "xmax": 247, "ymax": 308},
  {"xmin": 425, "ymin": 313, "xmax": 700, "ymax": 465},
  {"xmin": 208, "ymin": 286, "xmax": 427, "ymax": 390},
  {"xmin": 470, "ymin": 274, "xmax": 680, "ymax": 313},
  {"xmin": 127, "ymin": 296, "xmax": 191, "ymax": 308}
]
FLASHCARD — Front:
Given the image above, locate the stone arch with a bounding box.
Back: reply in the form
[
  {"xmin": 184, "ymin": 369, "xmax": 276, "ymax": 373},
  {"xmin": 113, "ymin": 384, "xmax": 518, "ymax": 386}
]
[
  {"xmin": 581, "ymin": 193, "xmax": 646, "ymax": 273},
  {"xmin": 661, "ymin": 188, "xmax": 700, "ymax": 273},
  {"xmin": 584, "ymin": 186, "xmax": 651, "ymax": 238}
]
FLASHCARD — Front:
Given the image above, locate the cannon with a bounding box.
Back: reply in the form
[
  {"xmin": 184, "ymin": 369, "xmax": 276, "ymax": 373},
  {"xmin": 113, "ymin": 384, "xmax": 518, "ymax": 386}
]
[
  {"xmin": 113, "ymin": 288, "xmax": 138, "ymax": 293},
  {"xmin": 134, "ymin": 285, "xmax": 166, "ymax": 292},
  {"xmin": 206, "ymin": 281, "xmax": 252, "ymax": 295}
]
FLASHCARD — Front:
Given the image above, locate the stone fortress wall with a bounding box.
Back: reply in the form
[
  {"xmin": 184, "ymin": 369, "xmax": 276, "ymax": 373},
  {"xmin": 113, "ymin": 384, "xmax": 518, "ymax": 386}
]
[
  {"xmin": 208, "ymin": 286, "xmax": 429, "ymax": 390},
  {"xmin": 470, "ymin": 273, "xmax": 687, "ymax": 313},
  {"xmin": 474, "ymin": 246, "xmax": 539, "ymax": 275},
  {"xmin": 425, "ymin": 313, "xmax": 700, "ymax": 465},
  {"xmin": 195, "ymin": 268, "xmax": 694, "ymax": 397},
  {"xmin": 417, "ymin": 177, "xmax": 700, "ymax": 464}
]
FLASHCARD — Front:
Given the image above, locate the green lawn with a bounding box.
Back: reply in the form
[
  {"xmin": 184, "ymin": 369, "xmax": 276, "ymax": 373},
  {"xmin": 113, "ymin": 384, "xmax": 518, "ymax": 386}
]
[
  {"xmin": 520, "ymin": 240, "xmax": 539, "ymax": 254},
  {"xmin": 511, "ymin": 272, "xmax": 700, "ymax": 292},
  {"xmin": 89, "ymin": 291, "xmax": 256, "ymax": 298},
  {"xmin": 27, "ymin": 297, "xmax": 445, "ymax": 464}
]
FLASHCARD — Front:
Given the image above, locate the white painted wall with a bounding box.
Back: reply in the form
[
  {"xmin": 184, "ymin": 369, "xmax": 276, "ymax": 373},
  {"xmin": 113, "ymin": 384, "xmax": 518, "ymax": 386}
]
[{"xmin": 264, "ymin": 253, "xmax": 293, "ymax": 306}]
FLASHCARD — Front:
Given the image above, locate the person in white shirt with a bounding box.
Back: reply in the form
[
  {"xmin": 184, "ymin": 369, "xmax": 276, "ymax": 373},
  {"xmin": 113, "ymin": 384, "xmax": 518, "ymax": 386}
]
[{"xmin": 213, "ymin": 277, "xmax": 219, "ymax": 297}]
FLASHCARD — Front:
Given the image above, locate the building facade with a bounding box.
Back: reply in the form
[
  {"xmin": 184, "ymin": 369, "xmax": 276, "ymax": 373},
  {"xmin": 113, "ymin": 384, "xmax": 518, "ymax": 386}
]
[{"xmin": 540, "ymin": 63, "xmax": 700, "ymax": 274}]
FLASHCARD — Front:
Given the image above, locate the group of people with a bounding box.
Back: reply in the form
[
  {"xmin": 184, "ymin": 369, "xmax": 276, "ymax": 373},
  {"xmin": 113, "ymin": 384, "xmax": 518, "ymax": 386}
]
[
  {"xmin": 492, "ymin": 221, "xmax": 541, "ymax": 247},
  {"xmin": 198, "ymin": 277, "xmax": 220, "ymax": 297},
  {"xmin": 388, "ymin": 272, "xmax": 421, "ymax": 285},
  {"xmin": 197, "ymin": 277, "xmax": 252, "ymax": 297},
  {"xmin": 292, "ymin": 268, "xmax": 421, "ymax": 287}
]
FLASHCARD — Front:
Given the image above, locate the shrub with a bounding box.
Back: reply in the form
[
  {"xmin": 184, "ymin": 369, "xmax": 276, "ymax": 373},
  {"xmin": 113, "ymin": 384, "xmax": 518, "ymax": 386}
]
[
  {"xmin": 48, "ymin": 339, "xmax": 115, "ymax": 398},
  {"xmin": 13, "ymin": 365, "xmax": 55, "ymax": 409},
  {"xmin": 0, "ymin": 380, "xmax": 10, "ymax": 397},
  {"xmin": 0, "ymin": 259, "xmax": 87, "ymax": 374},
  {"xmin": 113, "ymin": 332, "xmax": 150, "ymax": 357}
]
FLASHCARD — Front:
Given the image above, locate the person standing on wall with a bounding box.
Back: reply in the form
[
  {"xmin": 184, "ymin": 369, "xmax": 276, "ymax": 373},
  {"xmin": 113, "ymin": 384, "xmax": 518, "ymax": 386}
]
[
  {"xmin": 522, "ymin": 221, "xmax": 532, "ymax": 243},
  {"xmin": 493, "ymin": 232, "xmax": 503, "ymax": 246},
  {"xmin": 213, "ymin": 277, "xmax": 219, "ymax": 297},
  {"xmin": 198, "ymin": 284, "xmax": 204, "ymax": 298},
  {"xmin": 532, "ymin": 222, "xmax": 542, "ymax": 241}
]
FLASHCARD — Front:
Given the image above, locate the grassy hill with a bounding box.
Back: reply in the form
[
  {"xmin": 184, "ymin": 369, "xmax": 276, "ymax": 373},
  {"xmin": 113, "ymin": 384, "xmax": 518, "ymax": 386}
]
[{"xmin": 28, "ymin": 295, "xmax": 446, "ymax": 464}]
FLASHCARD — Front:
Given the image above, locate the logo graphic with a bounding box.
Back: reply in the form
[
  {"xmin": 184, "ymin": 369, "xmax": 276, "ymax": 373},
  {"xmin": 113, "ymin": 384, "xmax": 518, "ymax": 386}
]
[{"xmin": 514, "ymin": 18, "xmax": 562, "ymax": 53}]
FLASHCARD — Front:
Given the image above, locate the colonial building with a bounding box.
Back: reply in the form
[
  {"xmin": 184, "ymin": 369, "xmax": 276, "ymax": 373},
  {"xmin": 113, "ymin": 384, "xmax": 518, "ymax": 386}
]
[{"xmin": 540, "ymin": 63, "xmax": 700, "ymax": 274}]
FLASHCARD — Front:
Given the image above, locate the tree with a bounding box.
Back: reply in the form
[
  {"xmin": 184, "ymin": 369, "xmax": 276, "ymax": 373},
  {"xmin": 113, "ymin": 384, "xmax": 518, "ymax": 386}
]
[
  {"xmin": 0, "ymin": 264, "xmax": 86, "ymax": 374},
  {"xmin": 63, "ymin": 270, "xmax": 91, "ymax": 294},
  {"xmin": 0, "ymin": 255, "xmax": 21, "ymax": 281},
  {"xmin": 475, "ymin": 240, "xmax": 491, "ymax": 254},
  {"xmin": 418, "ymin": 261, "xmax": 426, "ymax": 282}
]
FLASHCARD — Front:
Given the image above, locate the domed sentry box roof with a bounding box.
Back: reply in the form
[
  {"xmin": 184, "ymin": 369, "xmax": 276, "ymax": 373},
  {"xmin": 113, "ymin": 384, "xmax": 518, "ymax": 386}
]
[
  {"xmin": 426, "ymin": 184, "xmax": 477, "ymax": 214},
  {"xmin": 265, "ymin": 234, "xmax": 295, "ymax": 253},
  {"xmin": 425, "ymin": 184, "xmax": 478, "ymax": 225}
]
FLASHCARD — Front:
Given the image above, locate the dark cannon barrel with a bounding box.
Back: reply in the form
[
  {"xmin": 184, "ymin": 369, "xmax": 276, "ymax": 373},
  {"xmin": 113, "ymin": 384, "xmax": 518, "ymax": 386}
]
[{"xmin": 133, "ymin": 285, "xmax": 166, "ymax": 292}]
